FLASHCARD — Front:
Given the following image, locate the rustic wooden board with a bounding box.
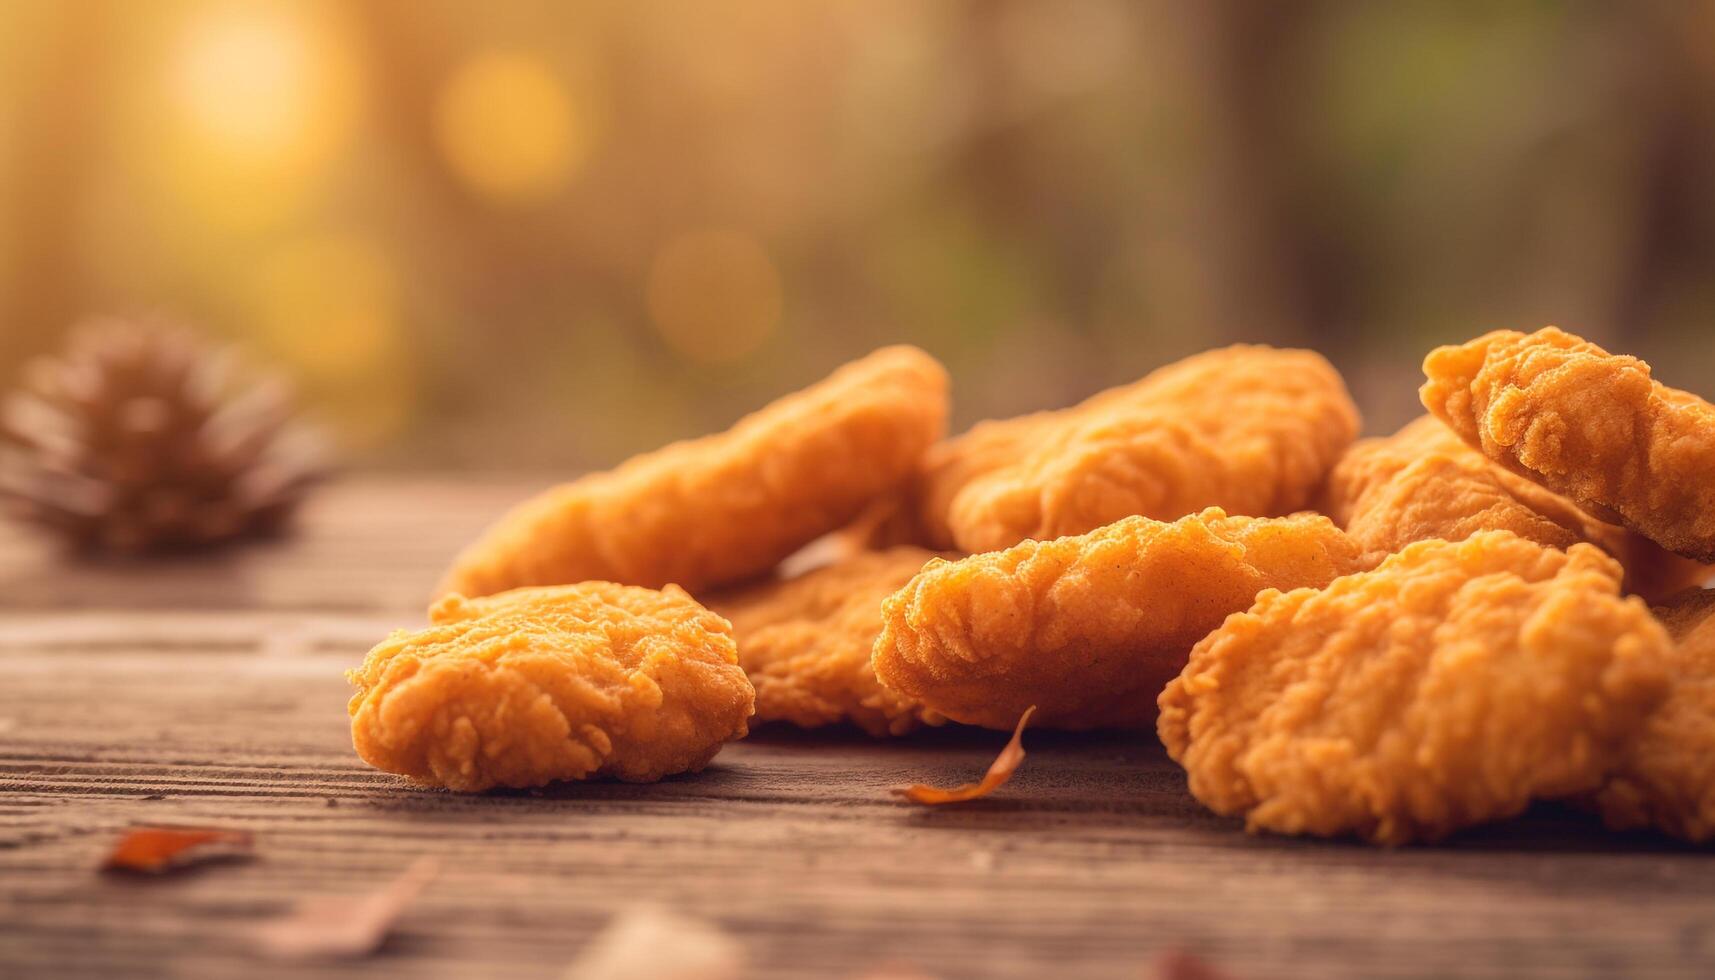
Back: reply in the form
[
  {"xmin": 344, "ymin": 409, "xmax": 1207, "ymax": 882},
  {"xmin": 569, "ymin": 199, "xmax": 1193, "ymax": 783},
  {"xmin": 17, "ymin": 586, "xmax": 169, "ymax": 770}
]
[
  {"xmin": 0, "ymin": 477, "xmax": 545, "ymax": 615},
  {"xmin": 3, "ymin": 478, "xmax": 1713, "ymax": 979}
]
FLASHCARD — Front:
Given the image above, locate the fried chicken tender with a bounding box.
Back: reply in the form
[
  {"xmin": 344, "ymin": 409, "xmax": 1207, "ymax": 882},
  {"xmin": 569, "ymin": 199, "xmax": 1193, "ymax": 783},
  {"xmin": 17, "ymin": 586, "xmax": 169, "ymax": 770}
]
[
  {"xmin": 706, "ymin": 548, "xmax": 951, "ymax": 736},
  {"xmin": 347, "ymin": 583, "xmax": 754, "ymax": 791},
  {"xmin": 1596, "ymin": 588, "xmax": 1715, "ymax": 842},
  {"xmin": 1324, "ymin": 415, "xmax": 1710, "ymax": 600},
  {"xmin": 439, "ymin": 346, "xmax": 949, "ymax": 598},
  {"xmin": 1158, "ymin": 533, "xmax": 1672, "ymax": 844},
  {"xmin": 871, "ymin": 508, "xmax": 1373, "ymax": 731},
  {"xmin": 1422, "ymin": 327, "xmax": 1715, "ymax": 561},
  {"xmin": 915, "ymin": 346, "xmax": 1360, "ymax": 553}
]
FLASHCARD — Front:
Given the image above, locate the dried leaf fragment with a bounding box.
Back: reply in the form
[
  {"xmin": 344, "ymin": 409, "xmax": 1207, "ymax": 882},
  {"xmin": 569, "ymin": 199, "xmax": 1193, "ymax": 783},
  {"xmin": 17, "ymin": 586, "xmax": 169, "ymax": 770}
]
[
  {"xmin": 101, "ymin": 826, "xmax": 253, "ymax": 874},
  {"xmin": 892, "ymin": 706, "xmax": 1035, "ymax": 804},
  {"xmin": 251, "ymin": 857, "xmax": 438, "ymax": 961},
  {"xmin": 1153, "ymin": 950, "xmax": 1239, "ymax": 980},
  {"xmin": 564, "ymin": 904, "xmax": 746, "ymax": 980},
  {"xmin": 851, "ymin": 964, "xmax": 942, "ymax": 980}
]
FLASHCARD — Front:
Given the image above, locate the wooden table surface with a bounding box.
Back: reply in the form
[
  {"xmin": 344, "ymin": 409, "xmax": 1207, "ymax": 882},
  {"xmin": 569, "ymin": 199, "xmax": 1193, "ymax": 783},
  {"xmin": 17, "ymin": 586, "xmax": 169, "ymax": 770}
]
[{"xmin": 3, "ymin": 478, "xmax": 1713, "ymax": 979}]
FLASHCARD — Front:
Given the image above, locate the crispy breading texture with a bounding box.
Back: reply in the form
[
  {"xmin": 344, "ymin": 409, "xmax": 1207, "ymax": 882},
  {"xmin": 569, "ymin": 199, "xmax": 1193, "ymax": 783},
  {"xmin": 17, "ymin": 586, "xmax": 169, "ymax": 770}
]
[
  {"xmin": 1324, "ymin": 415, "xmax": 1709, "ymax": 600},
  {"xmin": 871, "ymin": 508, "xmax": 1373, "ymax": 731},
  {"xmin": 705, "ymin": 547, "xmax": 950, "ymax": 737},
  {"xmin": 347, "ymin": 583, "xmax": 754, "ymax": 791},
  {"xmin": 438, "ymin": 346, "xmax": 949, "ymax": 598},
  {"xmin": 1421, "ymin": 327, "xmax": 1715, "ymax": 561},
  {"xmin": 916, "ymin": 346, "xmax": 1359, "ymax": 553},
  {"xmin": 1597, "ymin": 588, "xmax": 1715, "ymax": 842},
  {"xmin": 1158, "ymin": 533, "xmax": 1672, "ymax": 845}
]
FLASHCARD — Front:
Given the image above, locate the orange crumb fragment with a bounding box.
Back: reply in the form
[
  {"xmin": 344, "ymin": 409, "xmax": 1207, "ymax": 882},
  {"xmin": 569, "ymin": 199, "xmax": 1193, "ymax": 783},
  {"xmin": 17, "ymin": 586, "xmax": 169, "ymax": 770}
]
[
  {"xmin": 101, "ymin": 826, "xmax": 253, "ymax": 874},
  {"xmin": 893, "ymin": 707, "xmax": 1035, "ymax": 805}
]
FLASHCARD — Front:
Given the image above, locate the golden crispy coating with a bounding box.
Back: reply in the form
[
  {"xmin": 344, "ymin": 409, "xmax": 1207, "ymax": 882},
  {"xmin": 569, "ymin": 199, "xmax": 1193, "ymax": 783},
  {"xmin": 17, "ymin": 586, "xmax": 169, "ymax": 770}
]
[
  {"xmin": 871, "ymin": 508, "xmax": 1373, "ymax": 731},
  {"xmin": 706, "ymin": 548, "xmax": 951, "ymax": 736},
  {"xmin": 347, "ymin": 583, "xmax": 754, "ymax": 791},
  {"xmin": 1597, "ymin": 588, "xmax": 1715, "ymax": 841},
  {"xmin": 1324, "ymin": 415, "xmax": 1710, "ymax": 600},
  {"xmin": 916, "ymin": 346, "xmax": 1359, "ymax": 553},
  {"xmin": 915, "ymin": 412, "xmax": 1056, "ymax": 550},
  {"xmin": 1159, "ymin": 533, "xmax": 1672, "ymax": 844},
  {"xmin": 1422, "ymin": 327, "xmax": 1715, "ymax": 561},
  {"xmin": 439, "ymin": 346, "xmax": 949, "ymax": 598}
]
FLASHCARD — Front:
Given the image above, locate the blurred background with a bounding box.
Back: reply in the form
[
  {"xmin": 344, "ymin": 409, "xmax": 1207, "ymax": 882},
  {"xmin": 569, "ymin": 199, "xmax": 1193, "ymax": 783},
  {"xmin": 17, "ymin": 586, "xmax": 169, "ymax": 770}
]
[{"xmin": 2, "ymin": 0, "xmax": 1712, "ymax": 469}]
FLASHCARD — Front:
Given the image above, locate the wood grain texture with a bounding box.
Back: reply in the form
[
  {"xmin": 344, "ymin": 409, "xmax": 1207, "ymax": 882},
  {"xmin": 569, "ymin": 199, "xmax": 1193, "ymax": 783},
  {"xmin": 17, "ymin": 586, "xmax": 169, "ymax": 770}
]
[{"xmin": 3, "ymin": 478, "xmax": 1714, "ymax": 979}]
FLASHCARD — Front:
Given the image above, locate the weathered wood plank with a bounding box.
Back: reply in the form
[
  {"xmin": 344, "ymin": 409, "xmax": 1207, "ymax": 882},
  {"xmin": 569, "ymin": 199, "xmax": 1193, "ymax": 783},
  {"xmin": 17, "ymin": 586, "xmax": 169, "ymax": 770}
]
[
  {"xmin": 4, "ymin": 481, "xmax": 1715, "ymax": 979},
  {"xmin": 0, "ymin": 477, "xmax": 544, "ymax": 614},
  {"xmin": 5, "ymin": 633, "xmax": 1715, "ymax": 979}
]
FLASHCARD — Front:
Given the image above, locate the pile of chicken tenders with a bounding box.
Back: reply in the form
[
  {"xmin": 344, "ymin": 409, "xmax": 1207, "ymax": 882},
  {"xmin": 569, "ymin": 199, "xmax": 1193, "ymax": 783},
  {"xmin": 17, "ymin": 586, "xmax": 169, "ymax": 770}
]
[{"xmin": 346, "ymin": 327, "xmax": 1715, "ymax": 845}]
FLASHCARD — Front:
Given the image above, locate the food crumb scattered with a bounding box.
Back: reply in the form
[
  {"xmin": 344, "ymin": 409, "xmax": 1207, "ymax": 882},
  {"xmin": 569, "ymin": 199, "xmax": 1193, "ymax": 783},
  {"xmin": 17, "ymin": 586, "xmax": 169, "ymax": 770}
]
[{"xmin": 893, "ymin": 707, "xmax": 1035, "ymax": 805}]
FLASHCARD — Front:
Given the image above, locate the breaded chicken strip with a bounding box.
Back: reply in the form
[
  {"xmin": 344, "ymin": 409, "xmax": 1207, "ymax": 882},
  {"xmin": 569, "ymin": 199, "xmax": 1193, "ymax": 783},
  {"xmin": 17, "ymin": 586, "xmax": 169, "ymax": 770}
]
[
  {"xmin": 871, "ymin": 508, "xmax": 1372, "ymax": 731},
  {"xmin": 1422, "ymin": 327, "xmax": 1715, "ymax": 561},
  {"xmin": 916, "ymin": 346, "xmax": 1359, "ymax": 553},
  {"xmin": 1159, "ymin": 533, "xmax": 1672, "ymax": 844},
  {"xmin": 348, "ymin": 583, "xmax": 754, "ymax": 791},
  {"xmin": 706, "ymin": 547, "xmax": 951, "ymax": 736},
  {"xmin": 439, "ymin": 346, "xmax": 949, "ymax": 598},
  {"xmin": 1324, "ymin": 415, "xmax": 1709, "ymax": 600},
  {"xmin": 1597, "ymin": 588, "xmax": 1715, "ymax": 842}
]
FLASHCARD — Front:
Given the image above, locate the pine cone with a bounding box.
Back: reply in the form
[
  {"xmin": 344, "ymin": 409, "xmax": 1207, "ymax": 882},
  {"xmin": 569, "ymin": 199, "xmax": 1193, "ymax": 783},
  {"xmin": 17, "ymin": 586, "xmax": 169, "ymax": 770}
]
[{"xmin": 0, "ymin": 316, "xmax": 329, "ymax": 553}]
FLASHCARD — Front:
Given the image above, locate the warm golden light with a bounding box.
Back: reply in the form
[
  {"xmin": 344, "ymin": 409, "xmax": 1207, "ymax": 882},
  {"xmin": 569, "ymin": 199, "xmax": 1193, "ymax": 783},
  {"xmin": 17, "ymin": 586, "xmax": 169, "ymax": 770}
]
[
  {"xmin": 4, "ymin": 0, "xmax": 1710, "ymax": 472},
  {"xmin": 646, "ymin": 230, "xmax": 784, "ymax": 364},
  {"xmin": 434, "ymin": 52, "xmax": 585, "ymax": 204},
  {"xmin": 173, "ymin": 8, "xmax": 312, "ymax": 158},
  {"xmin": 153, "ymin": 1, "xmax": 361, "ymax": 233},
  {"xmin": 243, "ymin": 232, "xmax": 414, "ymax": 446}
]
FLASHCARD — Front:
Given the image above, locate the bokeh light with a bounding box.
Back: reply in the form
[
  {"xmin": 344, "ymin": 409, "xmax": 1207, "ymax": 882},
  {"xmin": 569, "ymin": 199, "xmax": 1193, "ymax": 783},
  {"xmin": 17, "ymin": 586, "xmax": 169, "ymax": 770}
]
[
  {"xmin": 994, "ymin": 0, "xmax": 1137, "ymax": 106},
  {"xmin": 1, "ymin": 1, "xmax": 1712, "ymax": 468},
  {"xmin": 174, "ymin": 8, "xmax": 316, "ymax": 160},
  {"xmin": 646, "ymin": 230, "xmax": 784, "ymax": 364},
  {"xmin": 434, "ymin": 51, "xmax": 587, "ymax": 204},
  {"xmin": 153, "ymin": 0, "xmax": 361, "ymax": 233}
]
